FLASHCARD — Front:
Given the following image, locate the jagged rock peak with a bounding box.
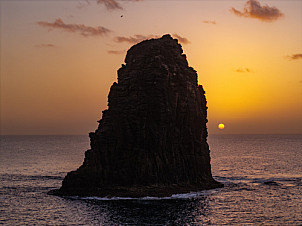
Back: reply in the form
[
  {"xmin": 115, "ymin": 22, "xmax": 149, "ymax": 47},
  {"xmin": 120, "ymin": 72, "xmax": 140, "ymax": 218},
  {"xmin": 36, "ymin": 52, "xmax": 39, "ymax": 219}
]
[
  {"xmin": 124, "ymin": 34, "xmax": 183, "ymax": 64},
  {"xmin": 49, "ymin": 34, "xmax": 223, "ymax": 198}
]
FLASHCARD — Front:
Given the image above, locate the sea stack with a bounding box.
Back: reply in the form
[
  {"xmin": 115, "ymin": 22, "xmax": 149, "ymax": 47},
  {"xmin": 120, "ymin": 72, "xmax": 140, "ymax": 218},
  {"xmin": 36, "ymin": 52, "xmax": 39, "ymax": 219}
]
[{"xmin": 53, "ymin": 34, "xmax": 223, "ymax": 197}]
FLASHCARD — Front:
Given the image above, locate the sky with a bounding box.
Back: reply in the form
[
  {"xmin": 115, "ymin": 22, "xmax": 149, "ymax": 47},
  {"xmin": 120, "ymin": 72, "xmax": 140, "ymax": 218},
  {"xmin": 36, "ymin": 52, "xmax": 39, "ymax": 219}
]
[{"xmin": 0, "ymin": 0, "xmax": 301, "ymax": 135}]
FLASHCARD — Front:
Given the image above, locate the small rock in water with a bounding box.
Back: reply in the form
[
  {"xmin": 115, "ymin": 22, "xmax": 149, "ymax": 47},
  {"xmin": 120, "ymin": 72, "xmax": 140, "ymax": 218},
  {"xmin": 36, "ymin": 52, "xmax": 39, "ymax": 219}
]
[{"xmin": 264, "ymin": 181, "xmax": 279, "ymax": 186}]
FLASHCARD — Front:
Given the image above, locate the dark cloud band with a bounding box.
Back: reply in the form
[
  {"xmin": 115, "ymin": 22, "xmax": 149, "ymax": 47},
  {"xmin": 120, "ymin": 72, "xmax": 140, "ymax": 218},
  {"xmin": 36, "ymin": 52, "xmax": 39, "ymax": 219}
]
[
  {"xmin": 287, "ymin": 54, "xmax": 302, "ymax": 60},
  {"xmin": 97, "ymin": 0, "xmax": 123, "ymax": 10},
  {"xmin": 37, "ymin": 18, "xmax": 111, "ymax": 37},
  {"xmin": 203, "ymin": 20, "xmax": 216, "ymax": 25},
  {"xmin": 97, "ymin": 0, "xmax": 142, "ymax": 11},
  {"xmin": 107, "ymin": 50, "xmax": 126, "ymax": 55},
  {"xmin": 230, "ymin": 0, "xmax": 283, "ymax": 22},
  {"xmin": 35, "ymin": 44, "xmax": 56, "ymax": 48},
  {"xmin": 235, "ymin": 68, "xmax": 251, "ymax": 73}
]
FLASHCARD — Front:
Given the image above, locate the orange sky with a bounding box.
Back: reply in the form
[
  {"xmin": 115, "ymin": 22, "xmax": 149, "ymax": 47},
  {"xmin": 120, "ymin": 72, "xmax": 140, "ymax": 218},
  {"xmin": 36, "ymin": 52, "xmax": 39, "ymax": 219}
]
[{"xmin": 1, "ymin": 0, "xmax": 302, "ymax": 135}]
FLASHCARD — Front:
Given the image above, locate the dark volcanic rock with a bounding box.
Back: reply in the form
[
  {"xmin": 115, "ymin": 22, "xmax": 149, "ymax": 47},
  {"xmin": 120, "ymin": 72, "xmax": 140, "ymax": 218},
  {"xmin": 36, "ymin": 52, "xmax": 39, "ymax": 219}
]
[{"xmin": 52, "ymin": 34, "xmax": 223, "ymax": 197}]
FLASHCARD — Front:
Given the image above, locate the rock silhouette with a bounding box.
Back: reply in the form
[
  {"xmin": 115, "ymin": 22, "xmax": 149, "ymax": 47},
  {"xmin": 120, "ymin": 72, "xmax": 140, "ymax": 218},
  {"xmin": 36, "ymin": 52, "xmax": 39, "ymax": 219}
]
[{"xmin": 52, "ymin": 34, "xmax": 223, "ymax": 197}]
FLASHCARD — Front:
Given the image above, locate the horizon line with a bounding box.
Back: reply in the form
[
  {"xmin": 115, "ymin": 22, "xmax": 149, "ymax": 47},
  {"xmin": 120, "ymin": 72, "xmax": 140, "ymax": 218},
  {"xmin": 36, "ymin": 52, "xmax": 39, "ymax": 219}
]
[{"xmin": 1, "ymin": 133, "xmax": 302, "ymax": 136}]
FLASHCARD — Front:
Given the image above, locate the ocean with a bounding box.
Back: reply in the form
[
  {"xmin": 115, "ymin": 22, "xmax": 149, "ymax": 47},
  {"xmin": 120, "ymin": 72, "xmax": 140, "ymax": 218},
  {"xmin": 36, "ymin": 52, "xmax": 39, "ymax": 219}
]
[{"xmin": 0, "ymin": 134, "xmax": 301, "ymax": 225}]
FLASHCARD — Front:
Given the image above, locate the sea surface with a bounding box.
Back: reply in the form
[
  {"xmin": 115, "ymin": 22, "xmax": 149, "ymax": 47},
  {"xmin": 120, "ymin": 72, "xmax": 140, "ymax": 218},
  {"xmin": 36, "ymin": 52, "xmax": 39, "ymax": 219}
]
[{"xmin": 0, "ymin": 134, "xmax": 301, "ymax": 225}]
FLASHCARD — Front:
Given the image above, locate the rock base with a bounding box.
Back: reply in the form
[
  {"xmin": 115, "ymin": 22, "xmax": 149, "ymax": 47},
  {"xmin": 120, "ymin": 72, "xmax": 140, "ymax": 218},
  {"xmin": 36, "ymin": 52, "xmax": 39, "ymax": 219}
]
[{"xmin": 49, "ymin": 182, "xmax": 223, "ymax": 198}]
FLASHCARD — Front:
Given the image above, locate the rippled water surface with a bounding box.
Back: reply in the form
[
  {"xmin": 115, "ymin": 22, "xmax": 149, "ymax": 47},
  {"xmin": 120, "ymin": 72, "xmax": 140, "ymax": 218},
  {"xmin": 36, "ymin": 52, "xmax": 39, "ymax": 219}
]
[{"xmin": 0, "ymin": 134, "xmax": 301, "ymax": 225}]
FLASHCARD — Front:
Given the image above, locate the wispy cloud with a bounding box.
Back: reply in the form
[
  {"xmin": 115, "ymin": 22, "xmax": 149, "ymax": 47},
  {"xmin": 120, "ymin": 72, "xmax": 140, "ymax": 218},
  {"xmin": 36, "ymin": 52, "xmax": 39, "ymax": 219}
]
[
  {"xmin": 230, "ymin": 0, "xmax": 284, "ymax": 22},
  {"xmin": 96, "ymin": 0, "xmax": 142, "ymax": 11},
  {"xmin": 114, "ymin": 34, "xmax": 158, "ymax": 44},
  {"xmin": 97, "ymin": 0, "xmax": 123, "ymax": 10},
  {"xmin": 235, "ymin": 67, "xmax": 252, "ymax": 73},
  {"xmin": 37, "ymin": 18, "xmax": 111, "ymax": 37},
  {"xmin": 202, "ymin": 20, "xmax": 216, "ymax": 25},
  {"xmin": 77, "ymin": 0, "xmax": 91, "ymax": 10},
  {"xmin": 286, "ymin": 53, "xmax": 302, "ymax": 60},
  {"xmin": 35, "ymin": 44, "xmax": 56, "ymax": 48},
  {"xmin": 172, "ymin": 34, "xmax": 190, "ymax": 45},
  {"xmin": 114, "ymin": 34, "xmax": 190, "ymax": 45},
  {"xmin": 107, "ymin": 50, "xmax": 126, "ymax": 54}
]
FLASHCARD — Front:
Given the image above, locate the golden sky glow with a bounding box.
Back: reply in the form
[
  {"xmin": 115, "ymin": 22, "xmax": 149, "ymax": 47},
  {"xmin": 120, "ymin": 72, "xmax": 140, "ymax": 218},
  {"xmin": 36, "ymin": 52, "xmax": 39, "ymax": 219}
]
[{"xmin": 1, "ymin": 0, "xmax": 301, "ymax": 135}]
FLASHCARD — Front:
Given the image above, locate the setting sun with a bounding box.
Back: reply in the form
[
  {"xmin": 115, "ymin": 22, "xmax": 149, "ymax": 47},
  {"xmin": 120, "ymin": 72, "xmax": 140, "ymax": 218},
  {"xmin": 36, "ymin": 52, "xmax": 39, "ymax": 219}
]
[{"xmin": 218, "ymin": 123, "xmax": 225, "ymax": 130}]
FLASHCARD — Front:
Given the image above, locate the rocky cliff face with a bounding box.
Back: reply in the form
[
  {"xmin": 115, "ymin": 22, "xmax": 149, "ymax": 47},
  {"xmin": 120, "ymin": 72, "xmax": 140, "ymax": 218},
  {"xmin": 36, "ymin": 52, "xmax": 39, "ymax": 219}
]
[{"xmin": 53, "ymin": 34, "xmax": 223, "ymax": 197}]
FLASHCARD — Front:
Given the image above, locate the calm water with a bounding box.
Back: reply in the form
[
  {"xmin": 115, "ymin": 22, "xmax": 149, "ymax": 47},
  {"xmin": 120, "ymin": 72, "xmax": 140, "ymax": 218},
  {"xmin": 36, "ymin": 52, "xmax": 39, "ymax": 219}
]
[{"xmin": 0, "ymin": 134, "xmax": 301, "ymax": 225}]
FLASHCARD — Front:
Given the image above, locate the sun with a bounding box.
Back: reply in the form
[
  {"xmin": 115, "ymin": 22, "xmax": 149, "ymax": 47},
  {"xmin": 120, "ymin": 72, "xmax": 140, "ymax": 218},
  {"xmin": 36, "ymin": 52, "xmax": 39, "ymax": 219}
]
[{"xmin": 218, "ymin": 123, "xmax": 225, "ymax": 130}]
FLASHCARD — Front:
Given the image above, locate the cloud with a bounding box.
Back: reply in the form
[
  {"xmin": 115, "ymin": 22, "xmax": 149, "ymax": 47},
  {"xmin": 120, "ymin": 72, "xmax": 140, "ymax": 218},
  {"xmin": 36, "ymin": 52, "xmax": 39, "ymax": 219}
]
[
  {"xmin": 202, "ymin": 20, "xmax": 216, "ymax": 25},
  {"xmin": 97, "ymin": 0, "xmax": 123, "ymax": 10},
  {"xmin": 172, "ymin": 34, "xmax": 190, "ymax": 45},
  {"xmin": 114, "ymin": 34, "xmax": 159, "ymax": 44},
  {"xmin": 286, "ymin": 54, "xmax": 302, "ymax": 60},
  {"xmin": 114, "ymin": 34, "xmax": 190, "ymax": 45},
  {"xmin": 96, "ymin": 0, "xmax": 142, "ymax": 11},
  {"xmin": 107, "ymin": 50, "xmax": 126, "ymax": 54},
  {"xmin": 35, "ymin": 44, "xmax": 56, "ymax": 48},
  {"xmin": 235, "ymin": 68, "xmax": 252, "ymax": 73},
  {"xmin": 230, "ymin": 0, "xmax": 284, "ymax": 22},
  {"xmin": 77, "ymin": 0, "xmax": 91, "ymax": 10},
  {"xmin": 37, "ymin": 18, "xmax": 111, "ymax": 37}
]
